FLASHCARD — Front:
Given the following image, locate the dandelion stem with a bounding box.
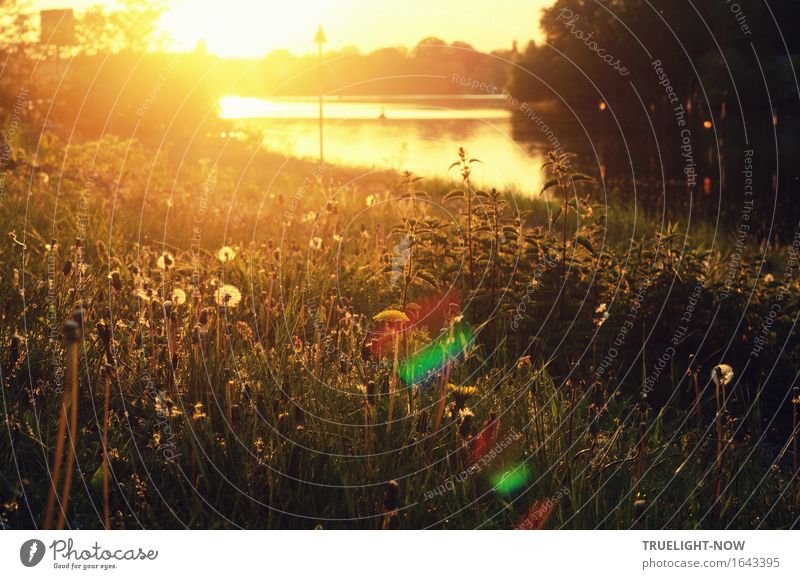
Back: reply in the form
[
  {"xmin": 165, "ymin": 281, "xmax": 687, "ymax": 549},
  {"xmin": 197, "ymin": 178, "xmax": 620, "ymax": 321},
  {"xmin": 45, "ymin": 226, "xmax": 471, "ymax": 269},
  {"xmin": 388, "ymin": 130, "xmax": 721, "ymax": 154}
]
[
  {"xmin": 102, "ymin": 368, "xmax": 111, "ymax": 529},
  {"xmin": 57, "ymin": 341, "xmax": 79, "ymax": 530}
]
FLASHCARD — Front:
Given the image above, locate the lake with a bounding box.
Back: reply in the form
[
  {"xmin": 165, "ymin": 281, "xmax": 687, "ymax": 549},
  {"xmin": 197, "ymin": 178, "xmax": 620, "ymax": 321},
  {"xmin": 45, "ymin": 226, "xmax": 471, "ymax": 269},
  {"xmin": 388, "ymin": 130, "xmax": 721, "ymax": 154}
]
[{"xmin": 218, "ymin": 95, "xmax": 582, "ymax": 195}]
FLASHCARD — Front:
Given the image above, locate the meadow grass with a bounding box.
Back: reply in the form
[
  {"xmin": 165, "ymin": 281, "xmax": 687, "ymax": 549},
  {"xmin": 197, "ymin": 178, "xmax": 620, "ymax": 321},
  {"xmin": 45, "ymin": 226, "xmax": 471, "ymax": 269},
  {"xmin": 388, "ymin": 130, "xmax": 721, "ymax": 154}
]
[{"xmin": 0, "ymin": 133, "xmax": 798, "ymax": 529}]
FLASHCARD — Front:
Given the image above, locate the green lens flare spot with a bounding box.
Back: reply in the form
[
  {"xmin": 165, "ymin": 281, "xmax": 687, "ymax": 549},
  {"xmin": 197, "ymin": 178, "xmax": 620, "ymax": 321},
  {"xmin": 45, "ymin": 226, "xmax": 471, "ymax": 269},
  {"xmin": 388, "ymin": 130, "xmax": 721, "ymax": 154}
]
[
  {"xmin": 398, "ymin": 322, "xmax": 474, "ymax": 384},
  {"xmin": 491, "ymin": 464, "xmax": 531, "ymax": 496}
]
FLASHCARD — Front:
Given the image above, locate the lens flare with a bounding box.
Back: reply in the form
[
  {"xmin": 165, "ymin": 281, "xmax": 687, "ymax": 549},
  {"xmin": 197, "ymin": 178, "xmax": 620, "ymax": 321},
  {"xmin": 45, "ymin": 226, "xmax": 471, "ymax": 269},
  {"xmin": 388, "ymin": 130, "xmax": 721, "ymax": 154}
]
[
  {"xmin": 490, "ymin": 463, "xmax": 531, "ymax": 496},
  {"xmin": 398, "ymin": 321, "xmax": 474, "ymax": 384}
]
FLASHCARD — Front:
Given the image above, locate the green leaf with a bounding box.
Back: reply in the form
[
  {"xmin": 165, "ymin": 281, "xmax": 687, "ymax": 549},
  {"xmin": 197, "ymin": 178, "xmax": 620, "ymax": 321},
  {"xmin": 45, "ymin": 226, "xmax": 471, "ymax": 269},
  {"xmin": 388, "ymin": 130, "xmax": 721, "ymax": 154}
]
[
  {"xmin": 540, "ymin": 179, "xmax": 559, "ymax": 195},
  {"xmin": 568, "ymin": 173, "xmax": 595, "ymax": 184},
  {"xmin": 415, "ymin": 270, "xmax": 439, "ymax": 289},
  {"xmin": 575, "ymin": 236, "xmax": 596, "ymax": 256},
  {"xmin": 443, "ymin": 190, "xmax": 464, "ymax": 202},
  {"xmin": 550, "ymin": 207, "xmax": 562, "ymax": 227},
  {"xmin": 90, "ymin": 463, "xmax": 104, "ymax": 491}
]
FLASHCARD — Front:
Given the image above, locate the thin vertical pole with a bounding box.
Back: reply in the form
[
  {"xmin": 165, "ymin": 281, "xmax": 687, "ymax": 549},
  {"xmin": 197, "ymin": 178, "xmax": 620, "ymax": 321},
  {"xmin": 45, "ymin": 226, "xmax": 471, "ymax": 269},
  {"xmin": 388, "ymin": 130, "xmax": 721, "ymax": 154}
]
[
  {"xmin": 314, "ymin": 26, "xmax": 326, "ymax": 164},
  {"xmin": 318, "ymin": 42, "xmax": 323, "ymax": 164}
]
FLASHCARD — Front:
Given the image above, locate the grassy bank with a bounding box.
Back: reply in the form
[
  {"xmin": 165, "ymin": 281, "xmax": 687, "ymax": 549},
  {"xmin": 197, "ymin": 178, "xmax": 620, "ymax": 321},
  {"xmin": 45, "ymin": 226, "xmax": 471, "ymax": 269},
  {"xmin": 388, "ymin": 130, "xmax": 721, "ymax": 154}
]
[{"xmin": 1, "ymin": 133, "xmax": 798, "ymax": 529}]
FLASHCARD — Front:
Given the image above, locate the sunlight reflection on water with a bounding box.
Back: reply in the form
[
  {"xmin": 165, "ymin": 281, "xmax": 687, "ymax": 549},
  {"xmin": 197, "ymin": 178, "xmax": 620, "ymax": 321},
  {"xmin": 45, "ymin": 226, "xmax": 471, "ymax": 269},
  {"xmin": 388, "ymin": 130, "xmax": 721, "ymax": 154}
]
[{"xmin": 219, "ymin": 96, "xmax": 550, "ymax": 194}]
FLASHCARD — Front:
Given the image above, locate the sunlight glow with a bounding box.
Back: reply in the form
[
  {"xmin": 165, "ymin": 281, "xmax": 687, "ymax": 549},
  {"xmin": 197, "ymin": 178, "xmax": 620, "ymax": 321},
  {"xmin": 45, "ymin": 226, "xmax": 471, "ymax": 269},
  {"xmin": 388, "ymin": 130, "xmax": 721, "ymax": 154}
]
[{"xmin": 155, "ymin": 0, "xmax": 545, "ymax": 57}]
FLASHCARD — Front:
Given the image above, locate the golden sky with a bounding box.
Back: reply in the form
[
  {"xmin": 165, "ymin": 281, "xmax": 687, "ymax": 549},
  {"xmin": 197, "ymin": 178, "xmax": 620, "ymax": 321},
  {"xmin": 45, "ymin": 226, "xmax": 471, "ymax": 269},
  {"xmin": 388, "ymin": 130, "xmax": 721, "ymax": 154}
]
[{"xmin": 32, "ymin": 0, "xmax": 551, "ymax": 57}]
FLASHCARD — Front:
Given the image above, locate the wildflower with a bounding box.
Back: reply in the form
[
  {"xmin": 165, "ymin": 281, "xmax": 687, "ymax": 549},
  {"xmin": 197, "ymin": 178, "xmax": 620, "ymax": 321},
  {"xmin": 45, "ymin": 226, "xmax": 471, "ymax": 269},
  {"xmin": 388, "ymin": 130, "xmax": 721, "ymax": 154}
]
[
  {"xmin": 448, "ymin": 383, "xmax": 477, "ymax": 410},
  {"xmin": 516, "ymin": 355, "xmax": 532, "ymax": 369},
  {"xmin": 458, "ymin": 407, "xmax": 475, "ymax": 439},
  {"xmin": 309, "ymin": 237, "xmax": 323, "ymax": 251},
  {"xmin": 372, "ymin": 309, "xmax": 410, "ymax": 324},
  {"xmin": 192, "ymin": 402, "xmax": 207, "ymax": 420},
  {"xmin": 333, "ymin": 234, "xmax": 343, "ymax": 243},
  {"xmin": 763, "ymin": 273, "xmax": 775, "ymax": 283},
  {"xmin": 214, "ymin": 284, "xmax": 242, "ymax": 307},
  {"xmin": 301, "ymin": 211, "xmax": 317, "ymax": 223},
  {"xmin": 595, "ymin": 311, "xmax": 610, "ymax": 328},
  {"xmin": 217, "ymin": 246, "xmax": 236, "ymax": 263},
  {"xmin": 711, "ymin": 364, "xmax": 734, "ymax": 387},
  {"xmin": 170, "ymin": 288, "xmax": 187, "ymax": 305},
  {"xmin": 156, "ymin": 252, "xmax": 174, "ymax": 270},
  {"xmin": 595, "ymin": 303, "xmax": 607, "ymax": 314},
  {"xmin": 365, "ymin": 194, "xmax": 376, "ymax": 207}
]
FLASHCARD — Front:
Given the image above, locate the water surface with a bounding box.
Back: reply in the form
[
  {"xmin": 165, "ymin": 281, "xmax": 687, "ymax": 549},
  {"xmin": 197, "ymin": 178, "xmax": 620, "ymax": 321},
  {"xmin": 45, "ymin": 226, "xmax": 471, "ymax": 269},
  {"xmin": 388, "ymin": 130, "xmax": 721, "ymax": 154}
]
[{"xmin": 219, "ymin": 95, "xmax": 561, "ymax": 194}]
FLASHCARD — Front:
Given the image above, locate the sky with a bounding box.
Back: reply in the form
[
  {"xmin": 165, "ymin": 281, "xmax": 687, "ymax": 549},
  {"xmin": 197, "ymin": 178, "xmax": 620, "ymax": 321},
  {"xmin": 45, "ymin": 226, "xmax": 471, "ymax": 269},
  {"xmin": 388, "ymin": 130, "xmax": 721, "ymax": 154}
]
[{"xmin": 31, "ymin": 0, "xmax": 553, "ymax": 57}]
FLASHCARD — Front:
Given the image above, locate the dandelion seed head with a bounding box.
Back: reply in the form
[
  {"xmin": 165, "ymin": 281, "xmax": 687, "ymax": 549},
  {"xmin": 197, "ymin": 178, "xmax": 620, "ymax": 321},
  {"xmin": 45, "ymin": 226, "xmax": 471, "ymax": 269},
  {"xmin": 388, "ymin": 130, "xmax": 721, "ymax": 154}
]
[
  {"xmin": 156, "ymin": 252, "xmax": 174, "ymax": 270},
  {"xmin": 711, "ymin": 364, "xmax": 734, "ymax": 387},
  {"xmin": 214, "ymin": 284, "xmax": 241, "ymax": 307},
  {"xmin": 170, "ymin": 288, "xmax": 187, "ymax": 305},
  {"xmin": 217, "ymin": 246, "xmax": 236, "ymax": 263}
]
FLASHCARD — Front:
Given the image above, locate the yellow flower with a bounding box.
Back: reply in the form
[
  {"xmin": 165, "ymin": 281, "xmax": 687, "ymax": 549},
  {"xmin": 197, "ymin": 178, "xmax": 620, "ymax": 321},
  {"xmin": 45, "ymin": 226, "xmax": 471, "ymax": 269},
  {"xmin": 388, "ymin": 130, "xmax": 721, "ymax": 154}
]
[
  {"xmin": 217, "ymin": 246, "xmax": 236, "ymax": 263},
  {"xmin": 372, "ymin": 309, "xmax": 410, "ymax": 324},
  {"xmin": 214, "ymin": 284, "xmax": 242, "ymax": 307},
  {"xmin": 447, "ymin": 383, "xmax": 478, "ymax": 399}
]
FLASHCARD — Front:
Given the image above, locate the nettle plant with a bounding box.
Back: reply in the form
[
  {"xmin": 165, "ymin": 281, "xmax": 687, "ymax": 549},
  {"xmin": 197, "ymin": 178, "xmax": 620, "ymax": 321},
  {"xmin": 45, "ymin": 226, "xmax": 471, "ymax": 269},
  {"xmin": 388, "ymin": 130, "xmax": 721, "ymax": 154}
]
[
  {"xmin": 444, "ymin": 147, "xmax": 483, "ymax": 292},
  {"xmin": 387, "ymin": 217, "xmax": 438, "ymax": 307},
  {"xmin": 540, "ymin": 150, "xmax": 597, "ymax": 318},
  {"xmin": 379, "ymin": 172, "xmax": 445, "ymax": 307},
  {"xmin": 474, "ymin": 187, "xmax": 523, "ymax": 315}
]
